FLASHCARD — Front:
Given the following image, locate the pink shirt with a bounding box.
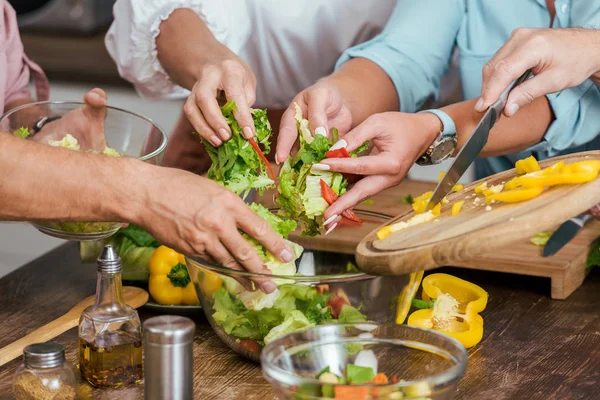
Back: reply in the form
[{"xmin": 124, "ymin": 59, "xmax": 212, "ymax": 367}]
[{"xmin": 0, "ymin": 0, "xmax": 48, "ymax": 115}]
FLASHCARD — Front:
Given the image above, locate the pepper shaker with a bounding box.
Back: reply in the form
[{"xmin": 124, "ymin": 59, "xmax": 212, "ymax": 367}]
[{"xmin": 144, "ymin": 315, "xmax": 195, "ymax": 400}]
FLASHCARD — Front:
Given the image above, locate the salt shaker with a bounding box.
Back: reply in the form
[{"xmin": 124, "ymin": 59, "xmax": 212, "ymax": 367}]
[{"xmin": 144, "ymin": 315, "xmax": 195, "ymax": 400}]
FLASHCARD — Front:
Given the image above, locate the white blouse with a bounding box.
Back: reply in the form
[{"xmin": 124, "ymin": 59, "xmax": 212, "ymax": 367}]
[{"xmin": 105, "ymin": 0, "xmax": 398, "ymax": 108}]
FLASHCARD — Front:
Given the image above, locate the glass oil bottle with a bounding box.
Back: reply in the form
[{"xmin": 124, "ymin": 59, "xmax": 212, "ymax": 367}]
[{"xmin": 78, "ymin": 245, "xmax": 143, "ymax": 387}]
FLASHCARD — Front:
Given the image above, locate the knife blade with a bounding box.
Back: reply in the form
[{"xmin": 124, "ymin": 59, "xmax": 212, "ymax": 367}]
[
  {"xmin": 425, "ymin": 69, "xmax": 533, "ymax": 210},
  {"xmin": 543, "ymin": 213, "xmax": 593, "ymax": 257}
]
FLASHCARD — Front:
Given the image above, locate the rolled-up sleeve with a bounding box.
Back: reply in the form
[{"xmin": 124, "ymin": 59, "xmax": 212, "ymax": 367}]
[
  {"xmin": 105, "ymin": 0, "xmax": 251, "ymax": 100},
  {"xmin": 335, "ymin": 0, "xmax": 465, "ymax": 113}
]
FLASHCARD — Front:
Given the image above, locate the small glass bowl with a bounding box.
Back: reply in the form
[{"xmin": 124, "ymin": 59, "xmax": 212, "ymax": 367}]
[
  {"xmin": 261, "ymin": 323, "xmax": 467, "ymax": 400},
  {"xmin": 0, "ymin": 101, "xmax": 167, "ymax": 241}
]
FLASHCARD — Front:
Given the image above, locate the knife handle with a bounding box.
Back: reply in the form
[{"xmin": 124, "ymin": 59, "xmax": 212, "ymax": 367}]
[
  {"xmin": 573, "ymin": 213, "xmax": 594, "ymax": 227},
  {"xmin": 492, "ymin": 69, "xmax": 534, "ymax": 112}
]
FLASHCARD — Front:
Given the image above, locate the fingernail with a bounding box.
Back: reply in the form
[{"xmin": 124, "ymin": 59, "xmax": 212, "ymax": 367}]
[
  {"xmin": 324, "ymin": 214, "xmax": 338, "ymax": 225},
  {"xmin": 311, "ymin": 163, "xmax": 330, "ymax": 172},
  {"xmin": 218, "ymin": 128, "xmax": 230, "ymax": 140},
  {"xmin": 506, "ymin": 103, "xmax": 519, "ymax": 117},
  {"xmin": 280, "ymin": 248, "xmax": 293, "ymax": 263},
  {"xmin": 210, "ymin": 136, "xmax": 222, "ymax": 147},
  {"xmin": 325, "ymin": 223, "xmax": 338, "ymax": 235},
  {"xmin": 330, "ymin": 139, "xmax": 347, "ymax": 151},
  {"xmin": 315, "ymin": 126, "xmax": 327, "ymax": 137},
  {"xmin": 261, "ymin": 281, "xmax": 277, "ymax": 293},
  {"xmin": 275, "ymin": 154, "xmax": 281, "ymax": 165},
  {"xmin": 243, "ymin": 126, "xmax": 254, "ymax": 139},
  {"xmin": 475, "ymin": 98, "xmax": 485, "ymax": 111}
]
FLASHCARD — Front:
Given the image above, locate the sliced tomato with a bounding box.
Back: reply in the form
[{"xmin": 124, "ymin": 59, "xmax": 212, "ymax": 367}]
[
  {"xmin": 247, "ymin": 137, "xmax": 275, "ymax": 180},
  {"xmin": 325, "ymin": 148, "xmax": 352, "ymax": 159},
  {"xmin": 320, "ymin": 179, "xmax": 363, "ymax": 224}
]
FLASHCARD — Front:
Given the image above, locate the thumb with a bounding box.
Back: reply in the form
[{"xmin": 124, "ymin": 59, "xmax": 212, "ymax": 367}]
[{"xmin": 84, "ymin": 88, "xmax": 107, "ymax": 108}]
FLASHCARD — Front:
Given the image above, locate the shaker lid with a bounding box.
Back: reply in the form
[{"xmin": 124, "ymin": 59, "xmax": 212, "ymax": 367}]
[
  {"xmin": 144, "ymin": 315, "xmax": 196, "ymax": 345},
  {"xmin": 23, "ymin": 343, "xmax": 65, "ymax": 369},
  {"xmin": 97, "ymin": 245, "xmax": 122, "ymax": 273}
]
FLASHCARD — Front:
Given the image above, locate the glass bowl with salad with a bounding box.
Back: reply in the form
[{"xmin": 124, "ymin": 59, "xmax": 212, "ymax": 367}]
[
  {"xmin": 186, "ymin": 207, "xmax": 422, "ymax": 362},
  {"xmin": 0, "ymin": 101, "xmax": 167, "ymax": 241},
  {"xmin": 261, "ymin": 323, "xmax": 467, "ymax": 400}
]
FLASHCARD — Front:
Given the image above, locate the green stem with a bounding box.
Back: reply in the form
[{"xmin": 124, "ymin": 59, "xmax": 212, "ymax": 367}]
[{"xmin": 412, "ymin": 299, "xmax": 435, "ymax": 309}]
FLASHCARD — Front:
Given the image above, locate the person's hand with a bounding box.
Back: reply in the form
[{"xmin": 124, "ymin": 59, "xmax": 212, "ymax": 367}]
[
  {"xmin": 316, "ymin": 112, "xmax": 441, "ymax": 228},
  {"xmin": 589, "ymin": 204, "xmax": 600, "ymax": 220},
  {"xmin": 182, "ymin": 49, "xmax": 257, "ymax": 147},
  {"xmin": 34, "ymin": 88, "xmax": 108, "ymax": 151},
  {"xmin": 476, "ymin": 28, "xmax": 600, "ymax": 117},
  {"xmin": 138, "ymin": 168, "xmax": 294, "ymax": 293},
  {"xmin": 276, "ymin": 79, "xmax": 352, "ymax": 164}
]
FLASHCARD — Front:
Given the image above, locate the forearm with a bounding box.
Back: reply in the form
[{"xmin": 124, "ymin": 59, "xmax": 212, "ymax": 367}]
[
  {"xmin": 329, "ymin": 58, "xmax": 399, "ymax": 128},
  {"xmin": 441, "ymin": 96, "xmax": 553, "ymax": 157},
  {"xmin": 155, "ymin": 8, "xmax": 225, "ymax": 90},
  {"xmin": 0, "ymin": 133, "xmax": 148, "ymax": 224}
]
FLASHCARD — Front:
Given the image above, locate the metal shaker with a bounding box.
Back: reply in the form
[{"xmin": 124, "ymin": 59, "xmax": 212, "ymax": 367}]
[{"xmin": 144, "ymin": 315, "xmax": 195, "ymax": 400}]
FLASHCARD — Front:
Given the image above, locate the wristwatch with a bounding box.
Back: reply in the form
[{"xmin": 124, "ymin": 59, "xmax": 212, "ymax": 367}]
[
  {"xmin": 416, "ymin": 109, "xmax": 457, "ymax": 165},
  {"xmin": 31, "ymin": 116, "xmax": 62, "ymax": 135}
]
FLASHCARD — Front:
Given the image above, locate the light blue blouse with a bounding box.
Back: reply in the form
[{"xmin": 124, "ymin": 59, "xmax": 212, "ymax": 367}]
[{"xmin": 336, "ymin": 0, "xmax": 600, "ymax": 178}]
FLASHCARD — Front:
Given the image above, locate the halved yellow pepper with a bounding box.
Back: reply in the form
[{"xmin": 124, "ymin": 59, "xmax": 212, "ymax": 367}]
[
  {"xmin": 485, "ymin": 186, "xmax": 545, "ymax": 204},
  {"xmin": 407, "ymin": 273, "xmax": 488, "ymax": 349},
  {"xmin": 515, "ymin": 155, "xmax": 540, "ymax": 174},
  {"xmin": 148, "ymin": 246, "xmax": 200, "ymax": 305}
]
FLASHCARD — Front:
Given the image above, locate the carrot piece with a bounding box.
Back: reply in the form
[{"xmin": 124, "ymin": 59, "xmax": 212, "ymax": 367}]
[
  {"xmin": 335, "ymin": 385, "xmax": 369, "ymax": 400},
  {"xmin": 247, "ymin": 137, "xmax": 275, "ymax": 180},
  {"xmin": 371, "ymin": 373, "xmax": 389, "ymax": 385}
]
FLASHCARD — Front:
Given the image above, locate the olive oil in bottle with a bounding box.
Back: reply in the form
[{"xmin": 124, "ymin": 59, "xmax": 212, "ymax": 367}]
[{"xmin": 78, "ymin": 246, "xmax": 143, "ymax": 387}]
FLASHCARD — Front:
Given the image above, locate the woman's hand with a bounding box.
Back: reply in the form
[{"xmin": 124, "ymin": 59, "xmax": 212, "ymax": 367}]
[
  {"xmin": 316, "ymin": 112, "xmax": 441, "ymax": 226},
  {"xmin": 589, "ymin": 204, "xmax": 600, "ymax": 220},
  {"xmin": 140, "ymin": 169, "xmax": 294, "ymax": 293},
  {"xmin": 276, "ymin": 79, "xmax": 353, "ymax": 163},
  {"xmin": 476, "ymin": 28, "xmax": 600, "ymax": 117}
]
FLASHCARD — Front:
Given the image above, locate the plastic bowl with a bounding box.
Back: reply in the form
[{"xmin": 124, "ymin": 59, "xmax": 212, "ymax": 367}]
[
  {"xmin": 0, "ymin": 101, "xmax": 167, "ymax": 241},
  {"xmin": 186, "ymin": 209, "xmax": 424, "ymax": 362},
  {"xmin": 261, "ymin": 323, "xmax": 467, "ymax": 400}
]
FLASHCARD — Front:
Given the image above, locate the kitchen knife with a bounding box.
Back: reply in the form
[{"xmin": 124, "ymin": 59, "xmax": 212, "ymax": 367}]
[
  {"xmin": 425, "ymin": 69, "xmax": 533, "ymax": 210},
  {"xmin": 543, "ymin": 213, "xmax": 593, "ymax": 257}
]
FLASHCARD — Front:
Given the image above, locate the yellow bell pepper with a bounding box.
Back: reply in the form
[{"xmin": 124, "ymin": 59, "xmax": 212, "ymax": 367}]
[
  {"xmin": 407, "ymin": 273, "xmax": 488, "ymax": 349},
  {"xmin": 411, "ymin": 191, "xmax": 433, "ymax": 214},
  {"xmin": 438, "ymin": 171, "xmax": 445, "ymax": 182},
  {"xmin": 515, "ymin": 155, "xmax": 540, "ymax": 174},
  {"xmin": 451, "ymin": 184, "xmax": 463, "ymax": 193},
  {"xmin": 148, "ymin": 246, "xmax": 200, "ymax": 305},
  {"xmin": 474, "ymin": 182, "xmax": 488, "ymax": 194},
  {"xmin": 485, "ymin": 186, "xmax": 545, "ymax": 204},
  {"xmin": 451, "ymin": 200, "xmax": 464, "ymax": 216},
  {"xmin": 197, "ymin": 267, "xmax": 223, "ymax": 298}
]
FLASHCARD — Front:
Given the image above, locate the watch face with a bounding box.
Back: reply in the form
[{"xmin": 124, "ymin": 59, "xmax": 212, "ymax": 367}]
[{"xmin": 430, "ymin": 138, "xmax": 457, "ymax": 164}]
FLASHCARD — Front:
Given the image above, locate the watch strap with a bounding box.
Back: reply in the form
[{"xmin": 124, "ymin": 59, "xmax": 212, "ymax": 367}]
[{"xmin": 417, "ymin": 109, "xmax": 456, "ymax": 136}]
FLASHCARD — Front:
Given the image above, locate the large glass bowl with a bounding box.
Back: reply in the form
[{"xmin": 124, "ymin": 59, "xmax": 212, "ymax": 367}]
[
  {"xmin": 261, "ymin": 323, "xmax": 467, "ymax": 400},
  {"xmin": 0, "ymin": 101, "xmax": 167, "ymax": 241},
  {"xmin": 186, "ymin": 209, "xmax": 424, "ymax": 362}
]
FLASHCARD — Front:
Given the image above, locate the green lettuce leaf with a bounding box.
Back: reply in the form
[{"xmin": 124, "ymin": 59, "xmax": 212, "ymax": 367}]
[
  {"xmin": 587, "ymin": 237, "xmax": 600, "ymax": 268},
  {"xmin": 346, "ymin": 364, "xmax": 375, "ymax": 384},
  {"xmin": 264, "ymin": 310, "xmax": 314, "ymax": 344},
  {"xmin": 338, "ymin": 305, "xmax": 368, "ymax": 323}
]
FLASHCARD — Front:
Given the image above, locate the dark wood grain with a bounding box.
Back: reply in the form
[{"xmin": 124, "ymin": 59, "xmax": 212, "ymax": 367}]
[{"xmin": 0, "ymin": 243, "xmax": 599, "ymax": 400}]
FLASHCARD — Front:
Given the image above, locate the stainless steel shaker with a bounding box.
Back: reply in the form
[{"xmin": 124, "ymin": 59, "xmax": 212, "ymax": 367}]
[{"xmin": 144, "ymin": 315, "xmax": 195, "ymax": 400}]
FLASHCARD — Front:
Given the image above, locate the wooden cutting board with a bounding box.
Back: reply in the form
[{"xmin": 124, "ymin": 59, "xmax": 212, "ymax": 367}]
[{"xmin": 257, "ymin": 154, "xmax": 600, "ymax": 299}]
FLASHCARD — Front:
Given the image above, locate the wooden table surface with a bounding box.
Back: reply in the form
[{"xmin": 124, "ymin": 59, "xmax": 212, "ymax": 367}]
[{"xmin": 1, "ymin": 243, "xmax": 599, "ymax": 400}]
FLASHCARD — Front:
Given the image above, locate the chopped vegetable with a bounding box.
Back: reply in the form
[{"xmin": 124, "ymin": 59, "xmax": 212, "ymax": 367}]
[
  {"xmin": 485, "ymin": 186, "xmax": 545, "ymax": 204},
  {"xmin": 530, "ymin": 232, "xmax": 553, "ymax": 246},
  {"xmin": 451, "ymin": 184, "xmax": 463, "ymax": 193},
  {"xmin": 474, "ymin": 182, "xmax": 488, "ymax": 194},
  {"xmin": 346, "ymin": 262, "xmax": 359, "ymax": 272},
  {"xmin": 587, "ymin": 237, "xmax": 600, "ymax": 268},
  {"xmin": 361, "ymin": 199, "xmax": 375, "ymax": 206},
  {"xmin": 14, "ymin": 127, "xmax": 30, "ymax": 138},
  {"xmin": 320, "ymin": 179, "xmax": 362, "ymax": 224},
  {"xmin": 399, "ymin": 194, "xmax": 414, "ymax": 205},
  {"xmin": 346, "ymin": 364, "xmax": 375, "ymax": 384},
  {"xmin": 202, "ymin": 100, "xmax": 275, "ymax": 199},
  {"xmin": 451, "ymin": 200, "xmax": 464, "ymax": 216},
  {"xmin": 515, "ymin": 155, "xmax": 541, "ymax": 174},
  {"xmin": 377, "ymin": 211, "xmax": 436, "ymax": 240},
  {"xmin": 326, "ymin": 147, "xmax": 351, "ymax": 159}
]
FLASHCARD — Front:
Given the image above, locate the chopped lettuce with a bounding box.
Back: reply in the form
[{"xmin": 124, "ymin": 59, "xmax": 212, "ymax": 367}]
[
  {"xmin": 203, "ymin": 101, "xmax": 274, "ymax": 198},
  {"xmin": 587, "ymin": 237, "xmax": 600, "ymax": 268},
  {"xmin": 48, "ymin": 134, "xmax": 81, "ymax": 150},
  {"xmin": 346, "ymin": 363, "xmax": 375, "ymax": 384},
  {"xmin": 14, "ymin": 127, "xmax": 30, "ymax": 138},
  {"xmin": 338, "ymin": 305, "xmax": 368, "ymax": 323},
  {"xmin": 264, "ymin": 310, "xmax": 313, "ymax": 344}
]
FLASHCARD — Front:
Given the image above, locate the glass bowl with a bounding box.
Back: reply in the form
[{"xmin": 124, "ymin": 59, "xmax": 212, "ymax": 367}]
[
  {"xmin": 186, "ymin": 209, "xmax": 424, "ymax": 362},
  {"xmin": 0, "ymin": 101, "xmax": 167, "ymax": 241},
  {"xmin": 261, "ymin": 323, "xmax": 467, "ymax": 400}
]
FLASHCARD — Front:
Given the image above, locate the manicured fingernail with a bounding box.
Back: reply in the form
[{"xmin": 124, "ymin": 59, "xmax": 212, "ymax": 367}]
[
  {"xmin": 261, "ymin": 282, "xmax": 277, "ymax": 293},
  {"xmin": 315, "ymin": 126, "xmax": 327, "ymax": 137},
  {"xmin": 330, "ymin": 139, "xmax": 347, "ymax": 150},
  {"xmin": 275, "ymin": 154, "xmax": 281, "ymax": 165},
  {"xmin": 243, "ymin": 126, "xmax": 254, "ymax": 139},
  {"xmin": 218, "ymin": 128, "xmax": 230, "ymax": 140},
  {"xmin": 311, "ymin": 163, "xmax": 330, "ymax": 172},
  {"xmin": 475, "ymin": 98, "xmax": 485, "ymax": 111},
  {"xmin": 324, "ymin": 214, "xmax": 338, "ymax": 225},
  {"xmin": 210, "ymin": 136, "xmax": 222, "ymax": 146},
  {"xmin": 506, "ymin": 103, "xmax": 519, "ymax": 117},
  {"xmin": 280, "ymin": 249, "xmax": 293, "ymax": 263},
  {"xmin": 325, "ymin": 223, "xmax": 338, "ymax": 235}
]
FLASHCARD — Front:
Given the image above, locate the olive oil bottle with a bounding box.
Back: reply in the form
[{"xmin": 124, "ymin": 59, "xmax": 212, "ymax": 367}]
[{"xmin": 78, "ymin": 245, "xmax": 143, "ymax": 387}]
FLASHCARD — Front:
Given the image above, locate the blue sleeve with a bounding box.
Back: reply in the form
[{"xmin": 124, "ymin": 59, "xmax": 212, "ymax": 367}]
[
  {"xmin": 335, "ymin": 0, "xmax": 465, "ymax": 113},
  {"xmin": 528, "ymin": 81, "xmax": 600, "ymax": 157}
]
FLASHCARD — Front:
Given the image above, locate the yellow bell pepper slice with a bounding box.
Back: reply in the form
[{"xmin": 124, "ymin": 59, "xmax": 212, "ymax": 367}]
[
  {"xmin": 515, "ymin": 155, "xmax": 540, "ymax": 174},
  {"xmin": 407, "ymin": 273, "xmax": 488, "ymax": 349},
  {"xmin": 451, "ymin": 200, "xmax": 464, "ymax": 216},
  {"xmin": 474, "ymin": 182, "xmax": 488, "ymax": 194},
  {"xmin": 515, "ymin": 170, "xmax": 598, "ymax": 188},
  {"xmin": 485, "ymin": 186, "xmax": 545, "ymax": 204},
  {"xmin": 148, "ymin": 246, "xmax": 200, "ymax": 305},
  {"xmin": 395, "ymin": 270, "xmax": 424, "ymax": 324},
  {"xmin": 431, "ymin": 202, "xmax": 442, "ymax": 216},
  {"xmin": 411, "ymin": 191, "xmax": 433, "ymax": 214},
  {"xmin": 451, "ymin": 184, "xmax": 463, "ymax": 193}
]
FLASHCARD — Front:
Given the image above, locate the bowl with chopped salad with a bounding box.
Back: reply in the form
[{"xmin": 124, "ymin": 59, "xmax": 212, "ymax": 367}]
[
  {"xmin": 260, "ymin": 323, "xmax": 467, "ymax": 400},
  {"xmin": 185, "ymin": 206, "xmax": 421, "ymax": 362},
  {"xmin": 0, "ymin": 100, "xmax": 167, "ymax": 241}
]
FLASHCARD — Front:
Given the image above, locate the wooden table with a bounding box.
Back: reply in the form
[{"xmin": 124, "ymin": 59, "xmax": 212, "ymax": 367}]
[{"xmin": 1, "ymin": 242, "xmax": 599, "ymax": 399}]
